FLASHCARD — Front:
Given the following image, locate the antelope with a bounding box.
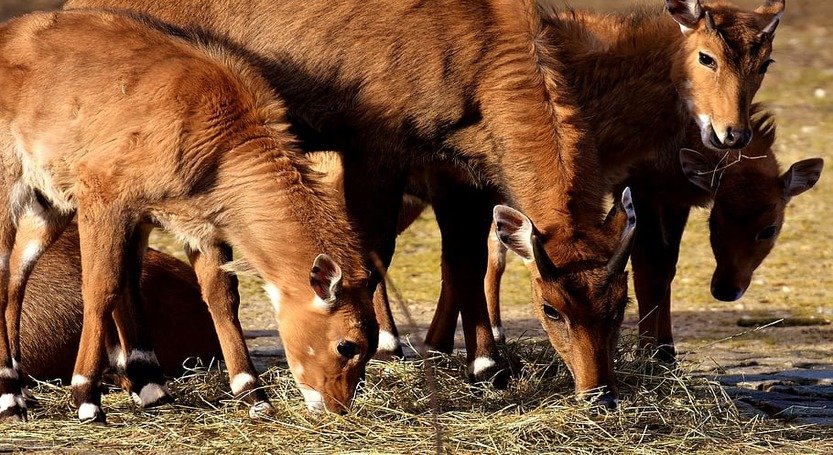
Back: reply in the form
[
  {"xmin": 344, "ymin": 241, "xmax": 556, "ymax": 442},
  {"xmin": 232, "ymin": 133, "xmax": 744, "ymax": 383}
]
[
  {"xmin": 16, "ymin": 222, "xmax": 223, "ymax": 383},
  {"xmin": 0, "ymin": 10, "xmax": 375, "ymax": 422},
  {"xmin": 64, "ymin": 0, "xmax": 634, "ymax": 398},
  {"xmin": 473, "ymin": 0, "xmax": 787, "ymax": 355}
]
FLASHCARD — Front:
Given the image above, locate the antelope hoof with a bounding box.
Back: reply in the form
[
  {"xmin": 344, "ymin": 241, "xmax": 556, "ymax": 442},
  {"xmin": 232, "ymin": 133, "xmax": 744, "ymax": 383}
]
[
  {"xmin": 77, "ymin": 403, "xmax": 106, "ymax": 424},
  {"xmin": 374, "ymin": 330, "xmax": 404, "ymax": 360},
  {"xmin": 592, "ymin": 391, "xmax": 620, "ymax": 411},
  {"xmin": 654, "ymin": 344, "xmax": 678, "ymax": 365},
  {"xmin": 467, "ymin": 356, "xmax": 509, "ymax": 389},
  {"xmin": 21, "ymin": 387, "xmax": 40, "ymax": 408},
  {"xmin": 130, "ymin": 382, "xmax": 173, "ymax": 408},
  {"xmin": 248, "ymin": 400, "xmax": 274, "ymax": 419},
  {"xmin": 0, "ymin": 393, "xmax": 27, "ymax": 422}
]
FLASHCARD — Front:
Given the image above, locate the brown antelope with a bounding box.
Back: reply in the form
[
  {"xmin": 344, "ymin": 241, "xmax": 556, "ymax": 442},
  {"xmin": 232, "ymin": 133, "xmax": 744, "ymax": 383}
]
[
  {"xmin": 471, "ymin": 0, "xmax": 787, "ymax": 353},
  {"xmin": 16, "ymin": 222, "xmax": 222, "ymax": 383},
  {"xmin": 0, "ymin": 10, "xmax": 375, "ymax": 422},
  {"xmin": 65, "ymin": 0, "xmax": 636, "ymax": 398}
]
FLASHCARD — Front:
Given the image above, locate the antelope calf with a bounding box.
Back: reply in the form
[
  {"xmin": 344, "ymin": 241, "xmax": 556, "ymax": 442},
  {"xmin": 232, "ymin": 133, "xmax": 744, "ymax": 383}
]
[{"xmin": 0, "ymin": 10, "xmax": 375, "ymax": 422}]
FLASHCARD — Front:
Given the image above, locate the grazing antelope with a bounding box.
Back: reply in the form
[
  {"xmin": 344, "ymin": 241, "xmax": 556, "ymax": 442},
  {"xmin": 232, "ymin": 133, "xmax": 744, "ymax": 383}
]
[
  {"xmin": 16, "ymin": 222, "xmax": 222, "ymax": 383},
  {"xmin": 476, "ymin": 0, "xmax": 787, "ymax": 353},
  {"xmin": 64, "ymin": 0, "xmax": 630, "ymax": 393},
  {"xmin": 0, "ymin": 10, "xmax": 375, "ymax": 422}
]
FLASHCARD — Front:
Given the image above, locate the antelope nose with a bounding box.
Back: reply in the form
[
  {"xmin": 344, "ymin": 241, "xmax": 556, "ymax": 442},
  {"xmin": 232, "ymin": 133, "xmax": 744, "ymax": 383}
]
[
  {"xmin": 711, "ymin": 283, "xmax": 744, "ymax": 302},
  {"xmin": 723, "ymin": 127, "xmax": 752, "ymax": 149}
]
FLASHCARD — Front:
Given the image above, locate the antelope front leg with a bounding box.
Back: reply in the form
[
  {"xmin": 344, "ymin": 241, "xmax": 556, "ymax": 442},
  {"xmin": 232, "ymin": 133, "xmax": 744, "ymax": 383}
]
[
  {"xmin": 426, "ymin": 175, "xmax": 505, "ymax": 387},
  {"xmin": 372, "ymin": 280, "xmax": 404, "ymax": 359},
  {"xmin": 0, "ymin": 209, "xmax": 24, "ymax": 421},
  {"xmin": 72, "ymin": 208, "xmax": 132, "ymax": 423},
  {"xmin": 6, "ymin": 210, "xmax": 73, "ymax": 399},
  {"xmin": 111, "ymin": 225, "xmax": 171, "ymax": 408},
  {"xmin": 185, "ymin": 243, "xmax": 271, "ymax": 417},
  {"xmin": 485, "ymin": 223, "xmax": 508, "ymax": 344},
  {"xmin": 629, "ymin": 189, "xmax": 690, "ymax": 363}
]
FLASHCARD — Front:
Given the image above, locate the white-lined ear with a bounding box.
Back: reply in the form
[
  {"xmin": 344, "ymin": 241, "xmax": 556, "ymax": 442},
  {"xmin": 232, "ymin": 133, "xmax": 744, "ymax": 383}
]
[
  {"xmin": 761, "ymin": 12, "xmax": 782, "ymax": 36},
  {"xmin": 309, "ymin": 254, "xmax": 342, "ymax": 303},
  {"xmin": 666, "ymin": 0, "xmax": 703, "ymax": 33},
  {"xmin": 493, "ymin": 205, "xmax": 534, "ymax": 263},
  {"xmin": 781, "ymin": 158, "xmax": 823, "ymax": 199},
  {"xmin": 620, "ymin": 187, "xmax": 636, "ymax": 240},
  {"xmin": 607, "ymin": 188, "xmax": 637, "ymax": 275},
  {"xmin": 680, "ymin": 148, "xmax": 714, "ymax": 192}
]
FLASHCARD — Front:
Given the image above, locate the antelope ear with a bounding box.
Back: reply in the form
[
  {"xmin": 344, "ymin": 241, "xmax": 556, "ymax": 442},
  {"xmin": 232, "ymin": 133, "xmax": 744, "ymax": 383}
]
[
  {"xmin": 756, "ymin": 1, "xmax": 784, "ymax": 36},
  {"xmin": 756, "ymin": 0, "xmax": 785, "ymax": 17},
  {"xmin": 680, "ymin": 148, "xmax": 714, "ymax": 192},
  {"xmin": 310, "ymin": 254, "xmax": 343, "ymax": 304},
  {"xmin": 607, "ymin": 188, "xmax": 637, "ymax": 274},
  {"xmin": 666, "ymin": 0, "xmax": 703, "ymax": 33},
  {"xmin": 781, "ymin": 158, "xmax": 823, "ymax": 199},
  {"xmin": 494, "ymin": 205, "xmax": 559, "ymax": 277},
  {"xmin": 493, "ymin": 205, "xmax": 535, "ymax": 262}
]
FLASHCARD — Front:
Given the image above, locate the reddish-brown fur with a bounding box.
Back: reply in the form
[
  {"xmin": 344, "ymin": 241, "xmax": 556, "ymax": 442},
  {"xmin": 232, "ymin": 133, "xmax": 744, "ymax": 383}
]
[
  {"xmin": 64, "ymin": 0, "xmax": 634, "ymax": 395},
  {"xmin": 0, "ymin": 10, "xmax": 374, "ymax": 421},
  {"xmin": 16, "ymin": 223, "xmax": 222, "ymax": 382}
]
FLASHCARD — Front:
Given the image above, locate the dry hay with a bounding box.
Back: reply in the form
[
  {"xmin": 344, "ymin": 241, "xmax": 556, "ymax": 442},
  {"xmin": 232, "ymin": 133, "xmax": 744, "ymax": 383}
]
[{"xmin": 0, "ymin": 337, "xmax": 829, "ymax": 454}]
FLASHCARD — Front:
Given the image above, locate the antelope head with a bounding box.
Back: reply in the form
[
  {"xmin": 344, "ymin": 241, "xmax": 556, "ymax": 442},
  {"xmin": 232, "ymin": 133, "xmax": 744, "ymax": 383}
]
[
  {"xmin": 493, "ymin": 189, "xmax": 637, "ymax": 408},
  {"xmin": 268, "ymin": 254, "xmax": 377, "ymax": 414},
  {"xmin": 667, "ymin": 0, "xmax": 784, "ymax": 150},
  {"xmin": 680, "ymin": 116, "xmax": 823, "ymax": 302}
]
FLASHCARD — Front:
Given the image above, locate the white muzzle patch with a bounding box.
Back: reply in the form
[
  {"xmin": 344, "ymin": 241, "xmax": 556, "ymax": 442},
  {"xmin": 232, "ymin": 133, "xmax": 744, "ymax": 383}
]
[{"xmin": 299, "ymin": 386, "xmax": 325, "ymax": 412}]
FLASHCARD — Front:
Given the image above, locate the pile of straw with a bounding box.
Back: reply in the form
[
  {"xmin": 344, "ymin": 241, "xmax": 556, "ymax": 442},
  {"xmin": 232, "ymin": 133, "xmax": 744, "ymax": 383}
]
[{"xmin": 1, "ymin": 338, "xmax": 828, "ymax": 454}]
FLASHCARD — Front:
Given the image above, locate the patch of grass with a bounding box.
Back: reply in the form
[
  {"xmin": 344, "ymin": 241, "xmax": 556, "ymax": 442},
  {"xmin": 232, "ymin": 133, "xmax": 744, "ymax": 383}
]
[{"xmin": 3, "ymin": 340, "xmax": 830, "ymax": 454}]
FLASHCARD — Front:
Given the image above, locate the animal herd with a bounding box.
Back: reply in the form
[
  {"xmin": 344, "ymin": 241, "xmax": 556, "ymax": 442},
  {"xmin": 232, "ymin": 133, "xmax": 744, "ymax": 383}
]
[{"xmin": 0, "ymin": 0, "xmax": 823, "ymax": 423}]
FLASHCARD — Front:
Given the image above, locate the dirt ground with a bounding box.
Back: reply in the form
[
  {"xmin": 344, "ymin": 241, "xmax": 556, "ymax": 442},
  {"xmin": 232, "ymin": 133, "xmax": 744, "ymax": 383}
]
[{"xmin": 1, "ymin": 0, "xmax": 831, "ymax": 436}]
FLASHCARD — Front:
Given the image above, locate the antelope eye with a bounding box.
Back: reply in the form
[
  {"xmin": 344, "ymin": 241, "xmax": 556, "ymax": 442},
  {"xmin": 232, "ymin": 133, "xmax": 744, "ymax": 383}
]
[
  {"xmin": 542, "ymin": 303, "xmax": 562, "ymax": 321},
  {"xmin": 336, "ymin": 340, "xmax": 360, "ymax": 358},
  {"xmin": 756, "ymin": 225, "xmax": 778, "ymax": 241},
  {"xmin": 699, "ymin": 52, "xmax": 717, "ymax": 69},
  {"xmin": 759, "ymin": 59, "xmax": 774, "ymax": 74}
]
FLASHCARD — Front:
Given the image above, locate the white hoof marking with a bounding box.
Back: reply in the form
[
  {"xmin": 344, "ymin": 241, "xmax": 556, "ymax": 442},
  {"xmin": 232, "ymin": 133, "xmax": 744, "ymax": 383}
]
[
  {"xmin": 467, "ymin": 356, "xmax": 497, "ymax": 377},
  {"xmin": 71, "ymin": 375, "xmax": 90, "ymax": 387},
  {"xmin": 77, "ymin": 403, "xmax": 100, "ymax": 421},
  {"xmin": 0, "ymin": 393, "xmax": 25, "ymax": 412},
  {"xmin": 126, "ymin": 349, "xmax": 160, "ymax": 366},
  {"xmin": 377, "ymin": 330, "xmax": 400, "ymax": 353},
  {"xmin": 131, "ymin": 383, "xmax": 171, "ymax": 407},
  {"xmin": 491, "ymin": 326, "xmax": 505, "ymax": 341},
  {"xmin": 230, "ymin": 373, "xmax": 256, "ymax": 395}
]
